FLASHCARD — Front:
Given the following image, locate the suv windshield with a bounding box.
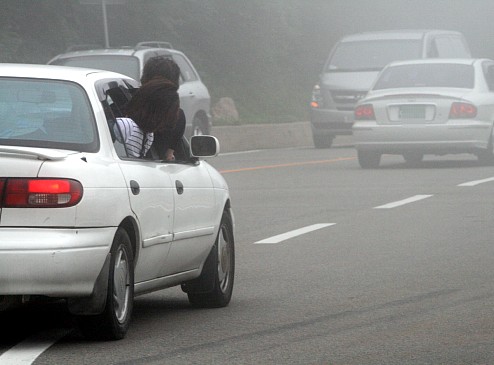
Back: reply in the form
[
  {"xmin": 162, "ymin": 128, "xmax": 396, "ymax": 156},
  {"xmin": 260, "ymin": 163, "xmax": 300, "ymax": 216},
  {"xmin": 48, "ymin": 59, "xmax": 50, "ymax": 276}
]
[
  {"xmin": 0, "ymin": 78, "xmax": 98, "ymax": 152},
  {"xmin": 373, "ymin": 64, "xmax": 474, "ymax": 90},
  {"xmin": 52, "ymin": 55, "xmax": 140, "ymax": 81},
  {"xmin": 326, "ymin": 40, "xmax": 422, "ymax": 72}
]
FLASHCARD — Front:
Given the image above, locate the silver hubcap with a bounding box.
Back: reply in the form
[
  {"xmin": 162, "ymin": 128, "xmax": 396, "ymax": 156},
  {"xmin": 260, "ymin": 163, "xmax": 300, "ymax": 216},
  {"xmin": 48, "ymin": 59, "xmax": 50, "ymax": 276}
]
[
  {"xmin": 217, "ymin": 225, "xmax": 231, "ymax": 293},
  {"xmin": 113, "ymin": 246, "xmax": 130, "ymax": 323}
]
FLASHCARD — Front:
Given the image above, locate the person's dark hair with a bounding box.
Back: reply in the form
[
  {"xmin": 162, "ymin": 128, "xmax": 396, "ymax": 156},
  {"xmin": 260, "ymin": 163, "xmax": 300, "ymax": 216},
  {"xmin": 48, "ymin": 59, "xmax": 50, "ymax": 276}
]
[
  {"xmin": 141, "ymin": 56, "xmax": 181, "ymax": 85},
  {"xmin": 125, "ymin": 78, "xmax": 179, "ymax": 133}
]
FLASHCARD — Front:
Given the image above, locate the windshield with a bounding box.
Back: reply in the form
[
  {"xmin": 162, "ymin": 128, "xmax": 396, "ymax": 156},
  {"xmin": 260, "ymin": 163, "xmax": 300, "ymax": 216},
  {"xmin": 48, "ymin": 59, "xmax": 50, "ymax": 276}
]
[
  {"xmin": 326, "ymin": 40, "xmax": 422, "ymax": 72},
  {"xmin": 0, "ymin": 78, "xmax": 98, "ymax": 152},
  {"xmin": 373, "ymin": 63, "xmax": 474, "ymax": 90},
  {"xmin": 52, "ymin": 55, "xmax": 140, "ymax": 80}
]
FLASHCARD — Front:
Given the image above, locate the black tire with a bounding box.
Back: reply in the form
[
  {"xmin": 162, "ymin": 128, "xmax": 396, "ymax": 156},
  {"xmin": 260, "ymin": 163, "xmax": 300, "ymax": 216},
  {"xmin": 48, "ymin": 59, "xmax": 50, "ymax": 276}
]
[
  {"xmin": 312, "ymin": 133, "xmax": 334, "ymax": 148},
  {"xmin": 183, "ymin": 211, "xmax": 235, "ymax": 308},
  {"xmin": 403, "ymin": 152, "xmax": 423, "ymax": 166},
  {"xmin": 477, "ymin": 133, "xmax": 494, "ymax": 165},
  {"xmin": 192, "ymin": 115, "xmax": 210, "ymax": 136},
  {"xmin": 77, "ymin": 228, "xmax": 134, "ymax": 340},
  {"xmin": 357, "ymin": 150, "xmax": 381, "ymax": 169}
]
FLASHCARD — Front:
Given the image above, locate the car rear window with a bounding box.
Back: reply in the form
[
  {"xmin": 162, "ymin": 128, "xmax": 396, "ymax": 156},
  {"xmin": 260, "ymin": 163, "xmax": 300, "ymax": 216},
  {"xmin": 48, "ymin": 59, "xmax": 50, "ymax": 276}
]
[
  {"xmin": 326, "ymin": 40, "xmax": 422, "ymax": 72},
  {"xmin": 0, "ymin": 78, "xmax": 98, "ymax": 152},
  {"xmin": 51, "ymin": 55, "xmax": 140, "ymax": 81},
  {"xmin": 373, "ymin": 64, "xmax": 474, "ymax": 90}
]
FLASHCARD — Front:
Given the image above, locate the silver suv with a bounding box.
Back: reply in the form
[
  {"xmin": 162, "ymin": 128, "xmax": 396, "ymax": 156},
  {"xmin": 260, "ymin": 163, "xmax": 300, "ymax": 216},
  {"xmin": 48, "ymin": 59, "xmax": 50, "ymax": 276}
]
[
  {"xmin": 48, "ymin": 42, "xmax": 211, "ymax": 138},
  {"xmin": 310, "ymin": 29, "xmax": 472, "ymax": 148}
]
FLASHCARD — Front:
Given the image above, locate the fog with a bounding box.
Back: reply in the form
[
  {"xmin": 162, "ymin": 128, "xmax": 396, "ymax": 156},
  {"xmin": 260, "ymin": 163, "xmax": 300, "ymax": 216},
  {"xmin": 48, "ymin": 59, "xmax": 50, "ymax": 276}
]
[{"xmin": 303, "ymin": 0, "xmax": 494, "ymax": 64}]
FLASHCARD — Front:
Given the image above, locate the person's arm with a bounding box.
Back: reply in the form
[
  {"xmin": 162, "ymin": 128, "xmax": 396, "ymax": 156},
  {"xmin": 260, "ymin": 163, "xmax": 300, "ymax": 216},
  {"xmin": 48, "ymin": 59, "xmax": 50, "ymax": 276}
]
[{"xmin": 164, "ymin": 109, "xmax": 186, "ymax": 161}]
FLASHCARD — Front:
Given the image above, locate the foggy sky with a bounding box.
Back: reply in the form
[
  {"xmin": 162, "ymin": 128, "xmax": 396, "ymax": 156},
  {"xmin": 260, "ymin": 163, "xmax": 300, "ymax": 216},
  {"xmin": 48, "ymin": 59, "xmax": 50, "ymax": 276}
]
[{"xmin": 308, "ymin": 0, "xmax": 494, "ymax": 59}]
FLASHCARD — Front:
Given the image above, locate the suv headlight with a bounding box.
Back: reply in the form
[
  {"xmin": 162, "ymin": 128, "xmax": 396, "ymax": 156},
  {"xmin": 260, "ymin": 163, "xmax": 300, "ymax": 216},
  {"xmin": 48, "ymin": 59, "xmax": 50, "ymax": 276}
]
[{"xmin": 311, "ymin": 84, "xmax": 321, "ymax": 108}]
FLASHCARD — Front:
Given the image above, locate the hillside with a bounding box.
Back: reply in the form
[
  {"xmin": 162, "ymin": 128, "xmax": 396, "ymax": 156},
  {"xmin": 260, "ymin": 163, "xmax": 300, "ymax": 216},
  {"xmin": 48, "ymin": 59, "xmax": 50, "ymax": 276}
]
[
  {"xmin": 0, "ymin": 0, "xmax": 322, "ymax": 124},
  {"xmin": 1, "ymin": 0, "xmax": 492, "ymax": 124}
]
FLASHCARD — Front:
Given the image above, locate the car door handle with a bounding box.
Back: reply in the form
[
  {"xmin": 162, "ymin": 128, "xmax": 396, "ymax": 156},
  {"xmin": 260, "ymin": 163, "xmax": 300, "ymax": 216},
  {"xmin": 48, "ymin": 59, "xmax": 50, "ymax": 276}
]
[
  {"xmin": 175, "ymin": 180, "xmax": 184, "ymax": 195},
  {"xmin": 130, "ymin": 180, "xmax": 140, "ymax": 195}
]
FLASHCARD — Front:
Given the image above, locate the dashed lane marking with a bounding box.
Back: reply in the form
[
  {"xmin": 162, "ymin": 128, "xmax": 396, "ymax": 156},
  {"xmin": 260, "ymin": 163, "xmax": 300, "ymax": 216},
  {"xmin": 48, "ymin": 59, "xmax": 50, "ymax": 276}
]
[
  {"xmin": 0, "ymin": 329, "xmax": 70, "ymax": 365},
  {"xmin": 254, "ymin": 223, "xmax": 336, "ymax": 244},
  {"xmin": 458, "ymin": 176, "xmax": 494, "ymax": 187},
  {"xmin": 374, "ymin": 195, "xmax": 433, "ymax": 209}
]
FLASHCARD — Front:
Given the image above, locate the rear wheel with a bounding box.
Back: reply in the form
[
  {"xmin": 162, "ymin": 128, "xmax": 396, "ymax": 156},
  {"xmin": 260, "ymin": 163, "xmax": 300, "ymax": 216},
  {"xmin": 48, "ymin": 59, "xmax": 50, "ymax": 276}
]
[
  {"xmin": 77, "ymin": 228, "xmax": 134, "ymax": 340},
  {"xmin": 312, "ymin": 133, "xmax": 334, "ymax": 148},
  {"xmin": 183, "ymin": 211, "xmax": 235, "ymax": 308},
  {"xmin": 357, "ymin": 150, "xmax": 381, "ymax": 169},
  {"xmin": 477, "ymin": 132, "xmax": 494, "ymax": 165}
]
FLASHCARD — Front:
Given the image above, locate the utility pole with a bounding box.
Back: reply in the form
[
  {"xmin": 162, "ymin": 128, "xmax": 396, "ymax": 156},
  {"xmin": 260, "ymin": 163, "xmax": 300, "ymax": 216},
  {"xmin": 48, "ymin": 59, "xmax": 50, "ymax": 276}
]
[{"xmin": 79, "ymin": 0, "xmax": 127, "ymax": 48}]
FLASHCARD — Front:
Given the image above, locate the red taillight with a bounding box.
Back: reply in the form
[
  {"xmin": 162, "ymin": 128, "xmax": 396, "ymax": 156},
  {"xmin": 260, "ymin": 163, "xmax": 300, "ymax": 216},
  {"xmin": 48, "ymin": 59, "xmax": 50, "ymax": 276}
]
[
  {"xmin": 1, "ymin": 178, "xmax": 83, "ymax": 208},
  {"xmin": 449, "ymin": 102, "xmax": 477, "ymax": 119},
  {"xmin": 354, "ymin": 104, "xmax": 375, "ymax": 120},
  {"xmin": 0, "ymin": 178, "xmax": 5, "ymax": 205}
]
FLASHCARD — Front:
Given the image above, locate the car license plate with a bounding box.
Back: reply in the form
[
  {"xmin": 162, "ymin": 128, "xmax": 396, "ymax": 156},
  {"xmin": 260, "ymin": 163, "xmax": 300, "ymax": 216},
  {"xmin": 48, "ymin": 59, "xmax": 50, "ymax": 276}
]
[{"xmin": 399, "ymin": 105, "xmax": 426, "ymax": 119}]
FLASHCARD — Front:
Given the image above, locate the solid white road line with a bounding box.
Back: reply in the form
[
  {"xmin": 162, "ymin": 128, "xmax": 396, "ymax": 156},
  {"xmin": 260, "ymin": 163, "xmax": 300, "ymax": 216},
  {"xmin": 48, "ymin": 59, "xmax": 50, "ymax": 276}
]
[
  {"xmin": 458, "ymin": 176, "xmax": 494, "ymax": 187},
  {"xmin": 374, "ymin": 195, "xmax": 433, "ymax": 209},
  {"xmin": 0, "ymin": 329, "xmax": 69, "ymax": 365},
  {"xmin": 254, "ymin": 223, "xmax": 336, "ymax": 244}
]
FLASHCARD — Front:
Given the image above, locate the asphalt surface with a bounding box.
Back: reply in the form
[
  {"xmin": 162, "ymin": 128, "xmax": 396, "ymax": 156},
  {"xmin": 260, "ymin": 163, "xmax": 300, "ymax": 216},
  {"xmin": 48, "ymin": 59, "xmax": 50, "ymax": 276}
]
[{"xmin": 2, "ymin": 145, "xmax": 494, "ymax": 364}]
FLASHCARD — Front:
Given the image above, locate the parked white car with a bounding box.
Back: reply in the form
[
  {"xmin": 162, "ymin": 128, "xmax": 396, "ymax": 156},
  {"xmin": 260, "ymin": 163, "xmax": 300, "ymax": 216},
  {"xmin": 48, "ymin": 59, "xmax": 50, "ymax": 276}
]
[
  {"xmin": 48, "ymin": 42, "xmax": 212, "ymax": 138},
  {"xmin": 0, "ymin": 64, "xmax": 235, "ymax": 340},
  {"xmin": 353, "ymin": 58, "xmax": 494, "ymax": 168}
]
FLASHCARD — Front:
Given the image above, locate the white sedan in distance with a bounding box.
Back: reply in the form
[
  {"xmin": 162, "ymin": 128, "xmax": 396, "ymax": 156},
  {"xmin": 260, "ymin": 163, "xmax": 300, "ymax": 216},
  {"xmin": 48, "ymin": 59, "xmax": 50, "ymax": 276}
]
[
  {"xmin": 0, "ymin": 64, "xmax": 235, "ymax": 340},
  {"xmin": 353, "ymin": 58, "xmax": 494, "ymax": 168}
]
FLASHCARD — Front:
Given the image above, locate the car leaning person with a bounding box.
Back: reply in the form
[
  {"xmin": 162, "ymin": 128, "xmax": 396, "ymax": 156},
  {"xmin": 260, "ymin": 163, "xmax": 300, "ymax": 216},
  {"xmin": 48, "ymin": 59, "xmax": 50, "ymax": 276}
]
[
  {"xmin": 115, "ymin": 78, "xmax": 180, "ymax": 158},
  {"xmin": 141, "ymin": 56, "xmax": 186, "ymax": 161}
]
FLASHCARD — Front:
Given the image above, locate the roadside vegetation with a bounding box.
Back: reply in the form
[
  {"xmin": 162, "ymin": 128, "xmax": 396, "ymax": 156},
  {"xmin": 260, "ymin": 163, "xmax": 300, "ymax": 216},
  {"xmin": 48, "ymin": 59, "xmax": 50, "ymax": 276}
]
[{"xmin": 0, "ymin": 0, "xmax": 326, "ymax": 124}]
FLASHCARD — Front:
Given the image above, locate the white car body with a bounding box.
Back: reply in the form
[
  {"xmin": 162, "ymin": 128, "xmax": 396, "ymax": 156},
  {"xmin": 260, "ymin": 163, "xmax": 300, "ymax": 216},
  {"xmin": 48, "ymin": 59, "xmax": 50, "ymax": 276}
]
[
  {"xmin": 353, "ymin": 58, "xmax": 494, "ymax": 167},
  {"xmin": 0, "ymin": 64, "xmax": 234, "ymax": 339}
]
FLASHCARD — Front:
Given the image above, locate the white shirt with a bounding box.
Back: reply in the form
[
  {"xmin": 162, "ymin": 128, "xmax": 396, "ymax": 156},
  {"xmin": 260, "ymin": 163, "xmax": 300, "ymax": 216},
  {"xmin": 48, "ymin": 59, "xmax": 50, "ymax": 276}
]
[{"xmin": 114, "ymin": 117, "xmax": 154, "ymax": 158}]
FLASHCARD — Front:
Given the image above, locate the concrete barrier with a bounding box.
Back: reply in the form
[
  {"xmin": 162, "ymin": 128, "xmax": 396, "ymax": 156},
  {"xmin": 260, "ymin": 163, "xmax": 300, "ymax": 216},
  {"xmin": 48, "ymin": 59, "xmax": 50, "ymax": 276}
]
[
  {"xmin": 211, "ymin": 121, "xmax": 313, "ymax": 153},
  {"xmin": 210, "ymin": 121, "xmax": 354, "ymax": 153}
]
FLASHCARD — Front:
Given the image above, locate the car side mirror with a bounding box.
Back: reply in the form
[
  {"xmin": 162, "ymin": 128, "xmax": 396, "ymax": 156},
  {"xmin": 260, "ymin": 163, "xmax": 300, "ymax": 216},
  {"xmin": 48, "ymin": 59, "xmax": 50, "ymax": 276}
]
[{"xmin": 190, "ymin": 135, "xmax": 220, "ymax": 158}]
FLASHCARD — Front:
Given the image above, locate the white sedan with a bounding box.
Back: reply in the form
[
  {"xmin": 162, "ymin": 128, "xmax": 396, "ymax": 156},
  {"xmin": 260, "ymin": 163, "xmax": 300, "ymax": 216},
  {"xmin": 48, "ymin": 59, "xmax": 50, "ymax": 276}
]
[
  {"xmin": 353, "ymin": 58, "xmax": 494, "ymax": 168},
  {"xmin": 0, "ymin": 64, "xmax": 235, "ymax": 340}
]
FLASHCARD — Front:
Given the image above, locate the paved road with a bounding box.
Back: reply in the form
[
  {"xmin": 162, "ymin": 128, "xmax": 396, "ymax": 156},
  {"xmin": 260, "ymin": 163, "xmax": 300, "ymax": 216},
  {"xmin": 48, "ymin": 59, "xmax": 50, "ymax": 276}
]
[{"xmin": 2, "ymin": 146, "xmax": 494, "ymax": 364}]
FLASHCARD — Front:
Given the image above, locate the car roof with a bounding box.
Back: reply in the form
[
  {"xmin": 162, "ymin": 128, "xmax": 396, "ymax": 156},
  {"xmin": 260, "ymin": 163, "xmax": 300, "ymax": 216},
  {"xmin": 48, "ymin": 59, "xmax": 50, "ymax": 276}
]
[
  {"xmin": 340, "ymin": 29, "xmax": 463, "ymax": 42},
  {"xmin": 384, "ymin": 58, "xmax": 487, "ymax": 68},
  {"xmin": 0, "ymin": 63, "xmax": 130, "ymax": 81},
  {"xmin": 48, "ymin": 46, "xmax": 182, "ymax": 63}
]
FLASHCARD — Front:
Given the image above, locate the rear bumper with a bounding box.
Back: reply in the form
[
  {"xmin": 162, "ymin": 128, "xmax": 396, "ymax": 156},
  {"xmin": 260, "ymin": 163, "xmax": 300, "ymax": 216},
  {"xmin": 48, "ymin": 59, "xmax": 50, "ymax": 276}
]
[
  {"xmin": 310, "ymin": 108, "xmax": 354, "ymax": 135},
  {"xmin": 353, "ymin": 122, "xmax": 491, "ymax": 154},
  {"xmin": 0, "ymin": 227, "xmax": 115, "ymax": 297}
]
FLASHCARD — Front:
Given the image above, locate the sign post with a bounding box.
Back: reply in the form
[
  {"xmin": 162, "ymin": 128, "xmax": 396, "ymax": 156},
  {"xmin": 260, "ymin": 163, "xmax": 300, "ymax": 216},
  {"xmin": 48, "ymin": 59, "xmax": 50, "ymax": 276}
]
[{"xmin": 79, "ymin": 0, "xmax": 127, "ymax": 48}]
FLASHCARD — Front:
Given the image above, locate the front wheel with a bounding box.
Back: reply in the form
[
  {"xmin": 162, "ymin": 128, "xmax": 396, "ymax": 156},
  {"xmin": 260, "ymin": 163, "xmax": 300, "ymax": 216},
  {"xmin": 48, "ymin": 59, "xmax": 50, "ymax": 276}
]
[
  {"xmin": 357, "ymin": 150, "xmax": 381, "ymax": 169},
  {"xmin": 192, "ymin": 115, "xmax": 210, "ymax": 136},
  {"xmin": 183, "ymin": 211, "xmax": 235, "ymax": 308},
  {"xmin": 77, "ymin": 228, "xmax": 134, "ymax": 340}
]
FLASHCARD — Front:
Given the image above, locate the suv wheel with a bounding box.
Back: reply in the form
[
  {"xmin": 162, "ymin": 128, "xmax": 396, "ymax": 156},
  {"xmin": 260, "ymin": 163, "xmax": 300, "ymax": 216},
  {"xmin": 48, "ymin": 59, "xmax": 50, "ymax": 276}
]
[
  {"xmin": 193, "ymin": 115, "xmax": 210, "ymax": 136},
  {"xmin": 312, "ymin": 133, "xmax": 334, "ymax": 148}
]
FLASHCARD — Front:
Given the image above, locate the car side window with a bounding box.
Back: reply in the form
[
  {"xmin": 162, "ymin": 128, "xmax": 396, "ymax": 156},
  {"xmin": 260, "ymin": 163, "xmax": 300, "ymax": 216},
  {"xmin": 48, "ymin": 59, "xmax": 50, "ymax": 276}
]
[
  {"xmin": 173, "ymin": 54, "xmax": 198, "ymax": 83},
  {"xmin": 431, "ymin": 36, "xmax": 470, "ymax": 58},
  {"xmin": 482, "ymin": 62, "xmax": 494, "ymax": 92}
]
